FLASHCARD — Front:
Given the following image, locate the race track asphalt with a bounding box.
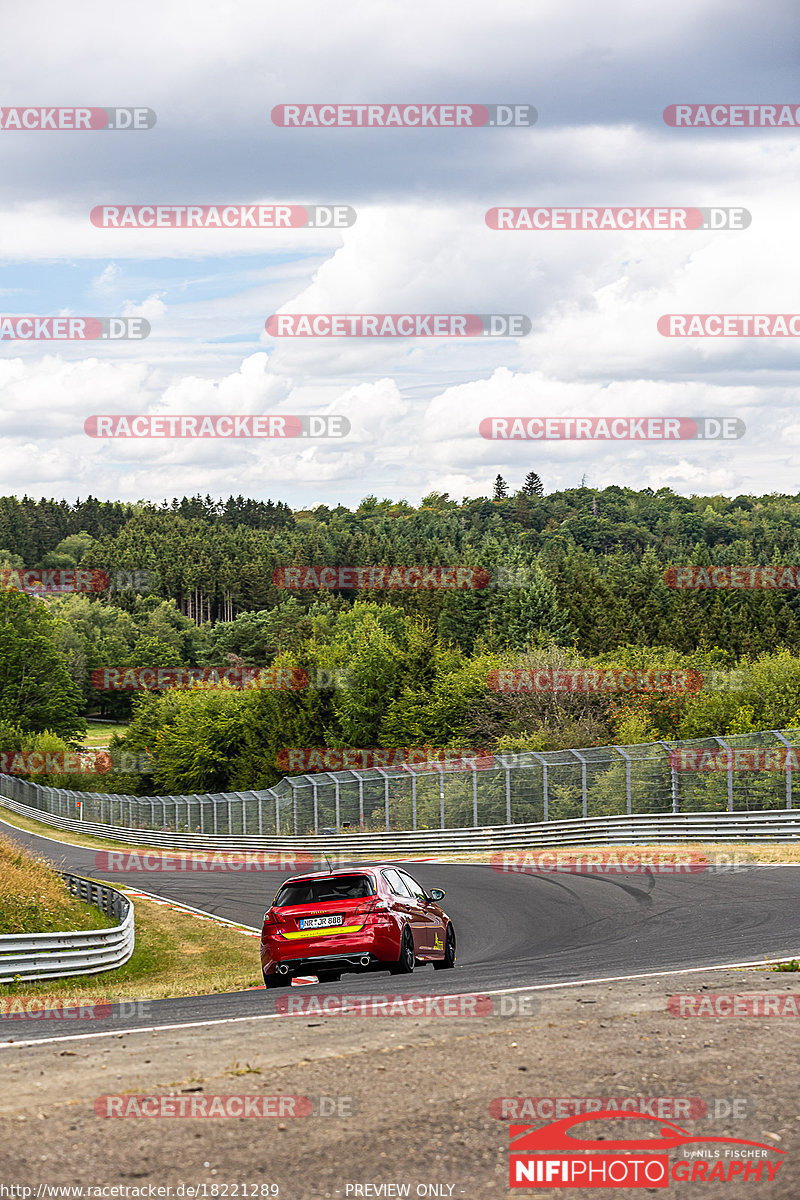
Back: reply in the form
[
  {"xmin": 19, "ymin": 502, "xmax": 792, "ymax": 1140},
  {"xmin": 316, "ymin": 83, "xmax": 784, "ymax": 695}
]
[{"xmin": 3, "ymin": 819, "xmax": 800, "ymax": 1043}]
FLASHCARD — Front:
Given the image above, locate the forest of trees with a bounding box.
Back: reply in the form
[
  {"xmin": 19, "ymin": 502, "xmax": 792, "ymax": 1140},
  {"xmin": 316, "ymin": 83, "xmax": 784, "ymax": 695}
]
[{"xmin": 4, "ymin": 483, "xmax": 800, "ymax": 794}]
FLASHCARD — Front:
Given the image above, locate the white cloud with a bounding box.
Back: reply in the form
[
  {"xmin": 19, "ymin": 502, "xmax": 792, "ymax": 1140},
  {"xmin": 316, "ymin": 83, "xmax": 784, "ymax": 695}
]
[
  {"xmin": 122, "ymin": 293, "xmax": 166, "ymax": 320},
  {"xmin": 0, "ymin": 0, "xmax": 798, "ymax": 502}
]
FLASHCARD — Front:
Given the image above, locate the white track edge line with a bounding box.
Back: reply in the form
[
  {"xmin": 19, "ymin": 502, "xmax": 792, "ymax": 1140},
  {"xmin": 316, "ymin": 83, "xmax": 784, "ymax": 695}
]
[
  {"xmin": 118, "ymin": 885, "xmax": 260, "ymax": 932},
  {"xmin": 3, "ymin": 951, "xmax": 800, "ymax": 1049}
]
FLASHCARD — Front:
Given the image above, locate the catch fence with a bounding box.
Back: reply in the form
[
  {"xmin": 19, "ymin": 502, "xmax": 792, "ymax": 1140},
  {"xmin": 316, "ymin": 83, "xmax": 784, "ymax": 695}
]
[{"xmin": 1, "ymin": 728, "xmax": 798, "ymax": 838}]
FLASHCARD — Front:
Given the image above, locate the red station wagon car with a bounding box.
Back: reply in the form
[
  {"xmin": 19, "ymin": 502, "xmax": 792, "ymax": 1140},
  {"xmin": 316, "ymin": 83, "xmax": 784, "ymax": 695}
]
[{"xmin": 260, "ymin": 865, "xmax": 456, "ymax": 986}]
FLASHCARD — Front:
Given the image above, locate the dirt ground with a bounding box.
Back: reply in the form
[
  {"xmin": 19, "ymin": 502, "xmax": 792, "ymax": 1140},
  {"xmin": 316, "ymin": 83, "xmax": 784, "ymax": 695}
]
[{"xmin": 0, "ymin": 967, "xmax": 797, "ymax": 1198}]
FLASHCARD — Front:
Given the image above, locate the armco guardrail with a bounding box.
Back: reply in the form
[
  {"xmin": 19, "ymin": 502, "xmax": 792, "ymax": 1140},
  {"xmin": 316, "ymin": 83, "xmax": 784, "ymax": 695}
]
[
  {"xmin": 0, "ymin": 874, "xmax": 134, "ymax": 983},
  {"xmin": 1, "ymin": 727, "xmax": 799, "ymax": 849}
]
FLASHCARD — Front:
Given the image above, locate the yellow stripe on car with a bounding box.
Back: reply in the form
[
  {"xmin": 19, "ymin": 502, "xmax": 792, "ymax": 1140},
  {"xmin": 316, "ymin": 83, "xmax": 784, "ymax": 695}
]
[{"xmin": 280, "ymin": 924, "xmax": 364, "ymax": 939}]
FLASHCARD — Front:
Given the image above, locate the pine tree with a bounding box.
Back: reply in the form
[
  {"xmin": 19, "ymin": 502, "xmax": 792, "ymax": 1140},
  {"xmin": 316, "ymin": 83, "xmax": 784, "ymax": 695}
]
[
  {"xmin": 521, "ymin": 471, "xmax": 543, "ymax": 497},
  {"xmin": 493, "ymin": 475, "xmax": 508, "ymax": 500}
]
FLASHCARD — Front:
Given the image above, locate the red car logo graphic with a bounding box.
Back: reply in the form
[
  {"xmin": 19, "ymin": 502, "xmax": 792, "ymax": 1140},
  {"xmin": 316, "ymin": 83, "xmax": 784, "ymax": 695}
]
[{"xmin": 510, "ymin": 1110, "xmax": 786, "ymax": 1154}]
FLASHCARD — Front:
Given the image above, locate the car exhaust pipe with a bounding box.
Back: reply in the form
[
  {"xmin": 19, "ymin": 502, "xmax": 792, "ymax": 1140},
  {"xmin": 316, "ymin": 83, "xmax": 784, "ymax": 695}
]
[
  {"xmin": 277, "ymin": 964, "xmax": 290, "ymax": 975},
  {"xmin": 359, "ymin": 956, "xmax": 370, "ymax": 967}
]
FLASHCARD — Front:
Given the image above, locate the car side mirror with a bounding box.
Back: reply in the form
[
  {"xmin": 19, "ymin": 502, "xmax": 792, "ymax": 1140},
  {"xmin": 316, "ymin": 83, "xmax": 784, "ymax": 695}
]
[{"xmin": 427, "ymin": 888, "xmax": 445, "ymax": 902}]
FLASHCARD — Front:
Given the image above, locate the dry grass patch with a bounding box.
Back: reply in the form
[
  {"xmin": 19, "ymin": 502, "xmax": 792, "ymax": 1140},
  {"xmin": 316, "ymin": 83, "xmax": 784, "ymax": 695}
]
[
  {"xmin": 0, "ymin": 833, "xmax": 114, "ymax": 935},
  {"xmin": 434, "ymin": 842, "xmax": 800, "ymax": 865}
]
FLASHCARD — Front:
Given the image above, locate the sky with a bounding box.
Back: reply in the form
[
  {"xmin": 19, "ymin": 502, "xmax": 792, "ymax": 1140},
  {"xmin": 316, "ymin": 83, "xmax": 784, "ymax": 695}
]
[{"xmin": 1, "ymin": 0, "xmax": 798, "ymax": 508}]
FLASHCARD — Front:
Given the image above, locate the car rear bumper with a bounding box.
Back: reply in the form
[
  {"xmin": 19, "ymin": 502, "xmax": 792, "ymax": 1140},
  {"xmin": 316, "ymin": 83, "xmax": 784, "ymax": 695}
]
[
  {"xmin": 261, "ymin": 924, "xmax": 400, "ymax": 974},
  {"xmin": 266, "ymin": 950, "xmax": 383, "ymax": 978}
]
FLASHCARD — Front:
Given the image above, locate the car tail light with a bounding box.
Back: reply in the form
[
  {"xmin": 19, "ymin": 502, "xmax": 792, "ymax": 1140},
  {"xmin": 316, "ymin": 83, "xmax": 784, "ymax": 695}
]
[{"xmin": 353, "ymin": 899, "xmax": 388, "ymax": 922}]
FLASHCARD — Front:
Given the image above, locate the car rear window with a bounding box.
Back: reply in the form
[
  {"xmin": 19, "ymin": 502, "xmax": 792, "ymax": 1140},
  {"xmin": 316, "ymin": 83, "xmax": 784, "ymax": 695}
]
[{"xmin": 272, "ymin": 874, "xmax": 376, "ymax": 907}]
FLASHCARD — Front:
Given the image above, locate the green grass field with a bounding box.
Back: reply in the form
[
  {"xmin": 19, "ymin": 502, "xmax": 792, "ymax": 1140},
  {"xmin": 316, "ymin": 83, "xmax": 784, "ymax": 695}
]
[{"xmin": 82, "ymin": 720, "xmax": 130, "ymax": 749}]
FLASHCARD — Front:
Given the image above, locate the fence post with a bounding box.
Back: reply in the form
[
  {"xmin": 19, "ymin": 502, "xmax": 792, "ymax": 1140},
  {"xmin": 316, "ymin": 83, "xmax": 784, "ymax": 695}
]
[
  {"xmin": 714, "ymin": 737, "xmax": 734, "ymax": 812},
  {"xmin": 571, "ymin": 750, "xmax": 588, "ymax": 819},
  {"xmin": 472, "ymin": 763, "xmax": 478, "ymax": 827},
  {"xmin": 494, "ymin": 756, "xmax": 512, "ymax": 825},
  {"xmin": 289, "ymin": 781, "xmax": 298, "ymax": 836},
  {"xmin": 376, "ymin": 769, "xmax": 390, "ymax": 832},
  {"xmin": 658, "ymin": 742, "xmax": 680, "ymax": 813},
  {"xmin": 411, "ymin": 770, "xmax": 417, "ymax": 830},
  {"xmin": 304, "ymin": 775, "xmax": 319, "ymax": 834},
  {"xmin": 437, "ymin": 766, "xmax": 445, "ymax": 829},
  {"xmin": 773, "ymin": 730, "xmax": 793, "ymax": 809},
  {"xmin": 528, "ymin": 753, "xmax": 548, "ymax": 823},
  {"xmin": 542, "ymin": 761, "xmax": 549, "ymax": 821},
  {"xmin": 614, "ymin": 746, "xmax": 632, "ymax": 815}
]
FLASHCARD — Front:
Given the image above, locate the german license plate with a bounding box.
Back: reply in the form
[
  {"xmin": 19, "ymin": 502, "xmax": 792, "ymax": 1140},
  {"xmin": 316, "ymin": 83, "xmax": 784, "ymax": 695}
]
[{"xmin": 298, "ymin": 914, "xmax": 344, "ymax": 929}]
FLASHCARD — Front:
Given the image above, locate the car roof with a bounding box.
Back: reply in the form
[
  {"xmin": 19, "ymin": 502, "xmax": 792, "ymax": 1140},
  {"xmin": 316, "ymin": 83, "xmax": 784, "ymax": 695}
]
[{"xmin": 278, "ymin": 865, "xmax": 407, "ymax": 885}]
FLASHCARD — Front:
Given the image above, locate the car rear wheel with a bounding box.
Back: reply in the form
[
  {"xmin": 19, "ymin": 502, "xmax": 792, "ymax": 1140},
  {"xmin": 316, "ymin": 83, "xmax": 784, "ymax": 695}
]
[
  {"xmin": 433, "ymin": 924, "xmax": 456, "ymax": 970},
  {"xmin": 264, "ymin": 970, "xmax": 291, "ymax": 989},
  {"xmin": 389, "ymin": 926, "xmax": 415, "ymax": 975}
]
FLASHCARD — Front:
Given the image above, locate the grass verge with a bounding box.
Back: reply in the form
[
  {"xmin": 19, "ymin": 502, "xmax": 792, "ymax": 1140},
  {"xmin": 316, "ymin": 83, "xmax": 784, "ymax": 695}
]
[{"xmin": 0, "ymin": 833, "xmax": 115, "ymax": 936}]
